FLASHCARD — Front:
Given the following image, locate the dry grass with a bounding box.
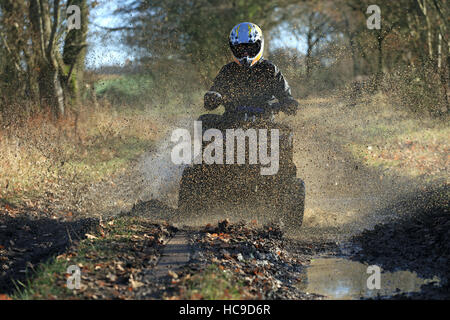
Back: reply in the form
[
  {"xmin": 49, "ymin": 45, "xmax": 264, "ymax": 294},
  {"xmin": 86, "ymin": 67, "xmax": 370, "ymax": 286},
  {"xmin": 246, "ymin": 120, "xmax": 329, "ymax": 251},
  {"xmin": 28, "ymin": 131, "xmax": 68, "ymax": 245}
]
[
  {"xmin": 0, "ymin": 103, "xmax": 164, "ymax": 213},
  {"xmin": 290, "ymin": 93, "xmax": 449, "ymax": 183}
]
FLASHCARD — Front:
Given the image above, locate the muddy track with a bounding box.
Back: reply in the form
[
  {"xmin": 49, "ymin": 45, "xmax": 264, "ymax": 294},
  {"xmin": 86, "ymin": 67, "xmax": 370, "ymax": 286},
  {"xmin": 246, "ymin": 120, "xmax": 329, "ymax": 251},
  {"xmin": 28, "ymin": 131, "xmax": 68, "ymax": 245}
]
[
  {"xmin": 125, "ymin": 217, "xmax": 328, "ymax": 300},
  {"xmin": 69, "ymin": 104, "xmax": 449, "ymax": 299},
  {"xmin": 1, "ymin": 102, "xmax": 448, "ymax": 299},
  {"xmin": 0, "ymin": 210, "xmax": 98, "ymax": 294}
]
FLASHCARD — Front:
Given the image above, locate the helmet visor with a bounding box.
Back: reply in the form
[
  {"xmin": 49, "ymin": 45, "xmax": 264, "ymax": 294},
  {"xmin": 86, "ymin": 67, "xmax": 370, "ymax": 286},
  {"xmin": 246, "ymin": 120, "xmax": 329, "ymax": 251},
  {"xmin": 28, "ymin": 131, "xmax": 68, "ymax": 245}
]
[{"xmin": 230, "ymin": 41, "xmax": 261, "ymax": 59}]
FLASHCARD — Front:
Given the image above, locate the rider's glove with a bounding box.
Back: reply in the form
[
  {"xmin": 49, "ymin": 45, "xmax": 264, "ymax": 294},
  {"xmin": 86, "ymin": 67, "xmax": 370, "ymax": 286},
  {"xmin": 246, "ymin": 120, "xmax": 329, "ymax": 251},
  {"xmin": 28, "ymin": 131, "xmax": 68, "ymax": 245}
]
[{"xmin": 204, "ymin": 91, "xmax": 223, "ymax": 110}]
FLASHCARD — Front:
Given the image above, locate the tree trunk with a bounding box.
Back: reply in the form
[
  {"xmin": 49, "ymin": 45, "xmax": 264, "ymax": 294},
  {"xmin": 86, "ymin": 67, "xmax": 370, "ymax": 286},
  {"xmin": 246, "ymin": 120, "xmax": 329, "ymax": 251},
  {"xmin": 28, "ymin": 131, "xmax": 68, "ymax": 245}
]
[
  {"xmin": 417, "ymin": 0, "xmax": 434, "ymax": 61},
  {"xmin": 28, "ymin": 0, "xmax": 87, "ymax": 118},
  {"xmin": 28, "ymin": 0, "xmax": 65, "ymax": 117},
  {"xmin": 37, "ymin": 63, "xmax": 65, "ymax": 117},
  {"xmin": 348, "ymin": 33, "xmax": 360, "ymax": 77},
  {"xmin": 0, "ymin": 0, "xmax": 28, "ymax": 102},
  {"xmin": 62, "ymin": 0, "xmax": 89, "ymax": 108},
  {"xmin": 375, "ymin": 32, "xmax": 384, "ymax": 90},
  {"xmin": 305, "ymin": 32, "xmax": 313, "ymax": 80}
]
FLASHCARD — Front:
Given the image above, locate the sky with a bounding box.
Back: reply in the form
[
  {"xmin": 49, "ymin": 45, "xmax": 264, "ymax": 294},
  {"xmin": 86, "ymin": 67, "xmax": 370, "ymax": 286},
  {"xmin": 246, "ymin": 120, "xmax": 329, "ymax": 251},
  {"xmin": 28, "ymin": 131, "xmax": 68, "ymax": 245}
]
[
  {"xmin": 86, "ymin": 1, "xmax": 306, "ymax": 69},
  {"xmin": 86, "ymin": 1, "xmax": 132, "ymax": 68}
]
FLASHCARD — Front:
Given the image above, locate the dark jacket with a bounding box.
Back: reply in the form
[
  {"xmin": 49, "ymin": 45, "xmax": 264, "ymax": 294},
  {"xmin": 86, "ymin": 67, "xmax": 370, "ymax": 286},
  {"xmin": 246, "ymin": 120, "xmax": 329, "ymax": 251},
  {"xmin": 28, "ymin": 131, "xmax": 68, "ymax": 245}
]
[{"xmin": 205, "ymin": 59, "xmax": 298, "ymax": 114}]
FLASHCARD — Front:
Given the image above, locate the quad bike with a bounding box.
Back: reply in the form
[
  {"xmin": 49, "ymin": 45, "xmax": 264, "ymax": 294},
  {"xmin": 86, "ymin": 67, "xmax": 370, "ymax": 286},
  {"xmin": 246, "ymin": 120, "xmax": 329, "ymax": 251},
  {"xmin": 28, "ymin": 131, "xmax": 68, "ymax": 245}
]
[{"xmin": 178, "ymin": 102, "xmax": 305, "ymax": 230}]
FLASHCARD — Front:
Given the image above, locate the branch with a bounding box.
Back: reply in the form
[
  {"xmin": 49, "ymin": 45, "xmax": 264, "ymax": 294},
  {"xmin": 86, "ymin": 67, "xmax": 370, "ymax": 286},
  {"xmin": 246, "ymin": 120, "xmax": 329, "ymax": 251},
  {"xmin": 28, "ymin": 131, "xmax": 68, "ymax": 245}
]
[
  {"xmin": 432, "ymin": 0, "xmax": 449, "ymax": 42},
  {"xmin": 47, "ymin": 0, "xmax": 61, "ymax": 58},
  {"xmin": 0, "ymin": 31, "xmax": 24, "ymax": 74},
  {"xmin": 432, "ymin": 0, "xmax": 446, "ymax": 22},
  {"xmin": 312, "ymin": 19, "xmax": 329, "ymax": 35},
  {"xmin": 378, "ymin": 21, "xmax": 399, "ymax": 41},
  {"xmin": 417, "ymin": 0, "xmax": 428, "ymax": 16},
  {"xmin": 92, "ymin": 23, "xmax": 135, "ymax": 32},
  {"xmin": 67, "ymin": 63, "xmax": 76, "ymax": 83},
  {"xmin": 35, "ymin": 0, "xmax": 47, "ymax": 61}
]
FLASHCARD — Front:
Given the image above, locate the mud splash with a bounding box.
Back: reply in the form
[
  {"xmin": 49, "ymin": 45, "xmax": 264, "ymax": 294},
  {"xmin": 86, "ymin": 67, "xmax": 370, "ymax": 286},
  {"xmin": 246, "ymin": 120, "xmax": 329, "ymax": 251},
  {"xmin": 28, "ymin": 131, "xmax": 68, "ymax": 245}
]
[
  {"xmin": 138, "ymin": 142, "xmax": 185, "ymax": 207},
  {"xmin": 137, "ymin": 118, "xmax": 193, "ymax": 208}
]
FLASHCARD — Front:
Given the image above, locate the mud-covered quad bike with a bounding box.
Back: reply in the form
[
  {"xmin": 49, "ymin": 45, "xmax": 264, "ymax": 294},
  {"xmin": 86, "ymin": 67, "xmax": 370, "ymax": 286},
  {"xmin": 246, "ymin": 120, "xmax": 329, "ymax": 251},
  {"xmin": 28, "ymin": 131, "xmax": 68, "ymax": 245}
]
[{"xmin": 178, "ymin": 103, "xmax": 305, "ymax": 230}]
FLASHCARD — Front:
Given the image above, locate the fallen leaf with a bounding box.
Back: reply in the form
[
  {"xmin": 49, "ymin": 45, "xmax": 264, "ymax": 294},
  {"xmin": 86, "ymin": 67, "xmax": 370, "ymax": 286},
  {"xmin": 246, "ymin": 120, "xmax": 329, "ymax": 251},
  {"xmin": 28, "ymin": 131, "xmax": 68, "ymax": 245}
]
[
  {"xmin": 106, "ymin": 273, "xmax": 117, "ymax": 282},
  {"xmin": 115, "ymin": 263, "xmax": 125, "ymax": 272},
  {"xmin": 129, "ymin": 275, "xmax": 144, "ymax": 289},
  {"xmin": 168, "ymin": 270, "xmax": 178, "ymax": 279},
  {"xmin": 94, "ymin": 264, "xmax": 103, "ymax": 270}
]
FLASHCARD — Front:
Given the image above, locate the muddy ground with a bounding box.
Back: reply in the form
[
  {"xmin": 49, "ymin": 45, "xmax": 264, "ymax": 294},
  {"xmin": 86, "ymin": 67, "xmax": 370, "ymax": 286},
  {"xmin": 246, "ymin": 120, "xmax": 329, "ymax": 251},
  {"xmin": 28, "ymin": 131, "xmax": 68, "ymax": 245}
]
[
  {"xmin": 1, "ymin": 98, "xmax": 448, "ymax": 299},
  {"xmin": 0, "ymin": 208, "xmax": 98, "ymax": 293}
]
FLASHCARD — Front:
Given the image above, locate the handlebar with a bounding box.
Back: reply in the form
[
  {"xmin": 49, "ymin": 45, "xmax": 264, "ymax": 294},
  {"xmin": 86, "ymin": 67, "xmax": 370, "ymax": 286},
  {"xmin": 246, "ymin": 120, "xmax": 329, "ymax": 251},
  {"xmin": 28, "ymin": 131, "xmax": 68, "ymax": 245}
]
[{"xmin": 204, "ymin": 91, "xmax": 297, "ymax": 116}]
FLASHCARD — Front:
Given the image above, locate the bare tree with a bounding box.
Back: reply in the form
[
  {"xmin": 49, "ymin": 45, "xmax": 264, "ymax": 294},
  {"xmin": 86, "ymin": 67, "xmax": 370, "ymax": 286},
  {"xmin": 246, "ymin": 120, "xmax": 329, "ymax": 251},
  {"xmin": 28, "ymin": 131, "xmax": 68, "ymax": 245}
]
[
  {"xmin": 280, "ymin": 2, "xmax": 336, "ymax": 79},
  {"xmin": 29, "ymin": 0, "xmax": 65, "ymax": 117},
  {"xmin": 0, "ymin": 0, "xmax": 88, "ymax": 118}
]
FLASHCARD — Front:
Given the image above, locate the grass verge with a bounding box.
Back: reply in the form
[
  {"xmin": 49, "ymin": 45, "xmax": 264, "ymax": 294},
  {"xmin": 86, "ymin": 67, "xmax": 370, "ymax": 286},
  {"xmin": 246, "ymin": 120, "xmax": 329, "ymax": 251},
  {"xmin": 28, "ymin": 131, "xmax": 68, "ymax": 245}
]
[
  {"xmin": 175, "ymin": 264, "xmax": 248, "ymax": 300},
  {"xmin": 11, "ymin": 216, "xmax": 172, "ymax": 300},
  {"xmin": 294, "ymin": 93, "xmax": 449, "ymax": 183},
  {"xmin": 0, "ymin": 105, "xmax": 163, "ymax": 211}
]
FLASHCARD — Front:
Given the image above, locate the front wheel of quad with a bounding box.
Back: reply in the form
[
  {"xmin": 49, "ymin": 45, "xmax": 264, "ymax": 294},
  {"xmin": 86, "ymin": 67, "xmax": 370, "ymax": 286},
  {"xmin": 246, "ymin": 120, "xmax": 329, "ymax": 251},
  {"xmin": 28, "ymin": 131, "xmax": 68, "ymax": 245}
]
[{"xmin": 280, "ymin": 177, "xmax": 305, "ymax": 232}]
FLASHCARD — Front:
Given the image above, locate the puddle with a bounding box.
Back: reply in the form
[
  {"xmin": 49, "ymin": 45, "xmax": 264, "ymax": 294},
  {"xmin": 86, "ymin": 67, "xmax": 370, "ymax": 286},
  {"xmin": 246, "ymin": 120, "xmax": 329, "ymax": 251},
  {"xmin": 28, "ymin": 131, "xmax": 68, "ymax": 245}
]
[{"xmin": 299, "ymin": 258, "xmax": 440, "ymax": 299}]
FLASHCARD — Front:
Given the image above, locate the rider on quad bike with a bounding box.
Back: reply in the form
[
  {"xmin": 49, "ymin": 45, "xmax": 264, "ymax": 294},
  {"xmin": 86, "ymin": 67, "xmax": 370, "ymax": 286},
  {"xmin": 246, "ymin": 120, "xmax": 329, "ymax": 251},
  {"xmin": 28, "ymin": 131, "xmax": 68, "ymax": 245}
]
[
  {"xmin": 178, "ymin": 22, "xmax": 305, "ymax": 230},
  {"xmin": 201, "ymin": 22, "xmax": 299, "ymax": 130}
]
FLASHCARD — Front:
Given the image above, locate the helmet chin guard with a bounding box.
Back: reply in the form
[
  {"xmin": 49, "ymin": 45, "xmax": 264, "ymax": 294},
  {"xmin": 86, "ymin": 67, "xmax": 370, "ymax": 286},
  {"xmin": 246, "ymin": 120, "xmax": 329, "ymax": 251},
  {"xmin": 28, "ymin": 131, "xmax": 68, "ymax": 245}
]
[
  {"xmin": 229, "ymin": 22, "xmax": 264, "ymax": 68},
  {"xmin": 239, "ymin": 56, "xmax": 253, "ymax": 68}
]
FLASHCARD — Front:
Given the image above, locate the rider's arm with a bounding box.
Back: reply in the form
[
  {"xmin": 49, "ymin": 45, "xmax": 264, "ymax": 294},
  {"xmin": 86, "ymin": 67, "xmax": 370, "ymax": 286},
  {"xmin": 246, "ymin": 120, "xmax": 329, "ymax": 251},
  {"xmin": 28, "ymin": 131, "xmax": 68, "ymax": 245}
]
[
  {"xmin": 271, "ymin": 64, "xmax": 299, "ymax": 115},
  {"xmin": 204, "ymin": 65, "xmax": 229, "ymax": 110}
]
